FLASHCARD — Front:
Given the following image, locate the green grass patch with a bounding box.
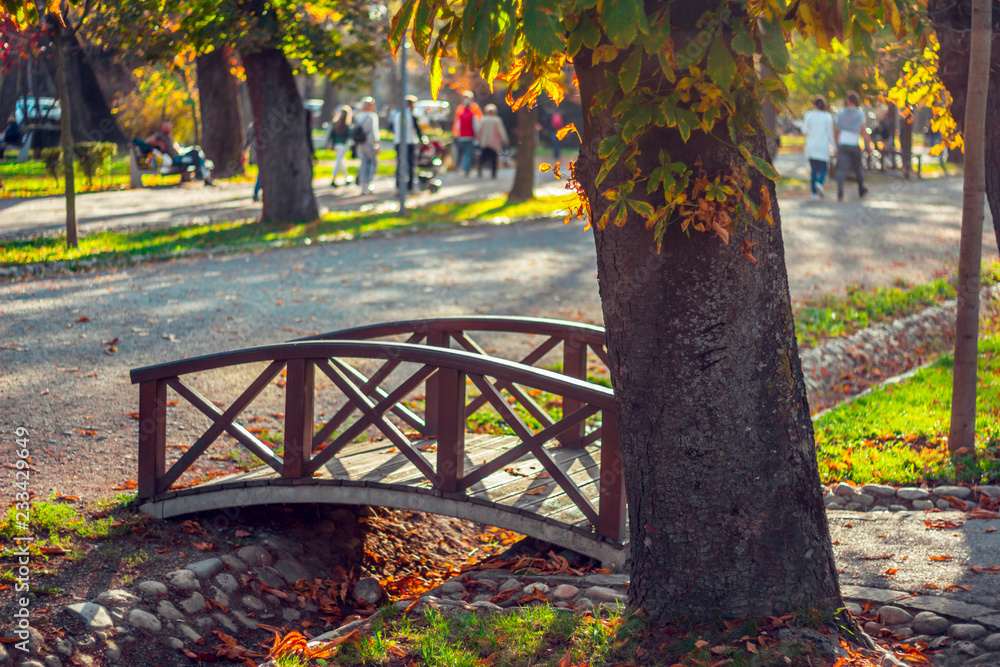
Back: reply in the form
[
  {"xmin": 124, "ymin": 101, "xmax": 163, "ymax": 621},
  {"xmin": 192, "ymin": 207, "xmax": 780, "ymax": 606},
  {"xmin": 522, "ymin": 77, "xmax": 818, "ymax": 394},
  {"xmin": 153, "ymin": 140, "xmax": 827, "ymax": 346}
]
[
  {"xmin": 0, "ymin": 194, "xmax": 576, "ymax": 267},
  {"xmin": 814, "ymin": 330, "xmax": 1000, "ymax": 485},
  {"xmin": 793, "ymin": 262, "xmax": 1000, "ymax": 348}
]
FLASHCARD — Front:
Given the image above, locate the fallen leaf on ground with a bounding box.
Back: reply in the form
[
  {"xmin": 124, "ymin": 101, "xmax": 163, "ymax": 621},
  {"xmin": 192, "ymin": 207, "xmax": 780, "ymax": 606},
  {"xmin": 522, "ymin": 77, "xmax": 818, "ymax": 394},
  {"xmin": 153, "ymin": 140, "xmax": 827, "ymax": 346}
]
[
  {"xmin": 75, "ymin": 316, "xmax": 90, "ymax": 323},
  {"xmin": 929, "ymin": 555, "xmax": 954, "ymax": 561},
  {"xmin": 944, "ymin": 584, "xmax": 971, "ymax": 591}
]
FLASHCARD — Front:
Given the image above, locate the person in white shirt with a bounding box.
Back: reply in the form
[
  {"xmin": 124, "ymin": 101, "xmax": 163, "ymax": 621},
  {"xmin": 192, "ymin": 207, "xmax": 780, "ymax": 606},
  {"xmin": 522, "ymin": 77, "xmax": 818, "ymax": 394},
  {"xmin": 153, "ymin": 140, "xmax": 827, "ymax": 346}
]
[
  {"xmin": 391, "ymin": 96, "xmax": 423, "ymax": 192},
  {"xmin": 802, "ymin": 96, "xmax": 836, "ymax": 200},
  {"xmin": 355, "ymin": 98, "xmax": 380, "ymax": 194}
]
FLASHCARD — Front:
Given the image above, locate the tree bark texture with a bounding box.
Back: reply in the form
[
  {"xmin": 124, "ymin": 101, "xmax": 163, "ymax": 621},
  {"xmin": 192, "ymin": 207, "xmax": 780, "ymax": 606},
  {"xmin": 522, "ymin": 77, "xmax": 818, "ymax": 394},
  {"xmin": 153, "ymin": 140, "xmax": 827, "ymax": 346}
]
[
  {"xmin": 243, "ymin": 48, "xmax": 318, "ymax": 223},
  {"xmin": 52, "ymin": 24, "xmax": 78, "ymax": 248},
  {"xmin": 0, "ymin": 66, "xmax": 21, "ymax": 125},
  {"xmin": 948, "ymin": 0, "xmax": 992, "ymax": 455},
  {"xmin": 196, "ymin": 48, "xmax": 245, "ymax": 178},
  {"xmin": 571, "ymin": 9, "xmax": 842, "ymax": 622},
  {"xmin": 43, "ymin": 30, "xmax": 127, "ymax": 147},
  {"xmin": 508, "ymin": 106, "xmax": 536, "ymax": 203},
  {"xmin": 931, "ymin": 0, "xmax": 1000, "ymax": 255}
]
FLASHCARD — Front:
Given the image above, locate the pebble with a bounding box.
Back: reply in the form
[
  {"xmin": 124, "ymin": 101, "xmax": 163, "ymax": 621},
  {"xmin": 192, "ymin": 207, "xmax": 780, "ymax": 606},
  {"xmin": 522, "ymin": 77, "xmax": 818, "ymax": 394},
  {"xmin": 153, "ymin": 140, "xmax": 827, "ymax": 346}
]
[
  {"xmin": 523, "ymin": 582, "xmax": 550, "ymax": 596},
  {"xmin": 853, "ymin": 493, "xmax": 876, "ymax": 508},
  {"xmin": 912, "ymin": 500, "xmax": 935, "ymax": 511},
  {"xmin": 583, "ymin": 586, "xmax": 625, "ymax": 604},
  {"xmin": 275, "ymin": 558, "xmax": 311, "ymax": 585},
  {"xmin": 156, "ymin": 600, "xmax": 186, "ymax": 622},
  {"xmin": 128, "ymin": 609, "xmax": 162, "ymax": 633},
  {"xmin": 834, "ymin": 482, "xmax": 856, "ymax": 497},
  {"xmin": 220, "ymin": 554, "xmax": 250, "ymax": 573},
  {"xmin": 914, "ymin": 612, "xmax": 952, "ymax": 635},
  {"xmin": 53, "ymin": 638, "xmax": 73, "ymax": 657},
  {"xmin": 470, "ymin": 601, "xmax": 502, "ymax": 612},
  {"xmin": 137, "ymin": 581, "xmax": 168, "ymax": 597},
  {"xmin": 96, "ymin": 589, "xmax": 139, "ymax": 608},
  {"xmin": 237, "ymin": 545, "xmax": 273, "ymax": 567},
  {"xmin": 187, "ymin": 558, "xmax": 224, "ymax": 580},
  {"xmin": 862, "ymin": 484, "xmax": 897, "ymax": 497},
  {"xmin": 253, "ymin": 566, "xmax": 286, "ymax": 590},
  {"xmin": 209, "ymin": 586, "xmax": 231, "ymax": 608},
  {"xmin": 20, "ymin": 661, "xmax": 45, "ymax": 667},
  {"xmin": 985, "ymin": 634, "xmax": 1000, "ymax": 651},
  {"xmin": 897, "ymin": 488, "xmax": 930, "ymax": 501},
  {"xmin": 865, "ymin": 621, "xmax": 883, "ymax": 635},
  {"xmin": 231, "ymin": 610, "xmax": 259, "ymax": 629},
  {"xmin": 934, "ymin": 486, "xmax": 972, "ymax": 499},
  {"xmin": 163, "ymin": 569, "xmax": 201, "ymax": 591},
  {"xmin": 582, "ymin": 574, "xmax": 629, "ymax": 587},
  {"xmin": 949, "ymin": 624, "xmax": 988, "ymax": 641},
  {"xmin": 177, "ymin": 623, "xmax": 203, "ymax": 642},
  {"xmin": 194, "ymin": 617, "xmax": 215, "ymax": 632},
  {"xmin": 498, "ymin": 578, "xmax": 521, "ymax": 593},
  {"xmin": 241, "ymin": 595, "xmax": 266, "ymax": 611},
  {"xmin": 43, "ymin": 656, "xmax": 61, "ymax": 667},
  {"xmin": 282, "ymin": 609, "xmax": 302, "ymax": 622},
  {"xmin": 105, "ymin": 642, "xmax": 121, "ymax": 661},
  {"xmin": 435, "ymin": 580, "xmax": 467, "ymax": 596},
  {"xmin": 161, "ymin": 636, "xmax": 184, "ymax": 649},
  {"xmin": 65, "ymin": 602, "xmax": 114, "ymax": 631},
  {"xmin": 180, "ymin": 592, "xmax": 207, "ymax": 615},
  {"xmin": 552, "ymin": 584, "xmax": 580, "ymax": 600},
  {"xmin": 878, "ymin": 606, "xmax": 913, "ymax": 626},
  {"xmin": 214, "ymin": 573, "xmax": 240, "ymax": 593},
  {"xmin": 213, "ymin": 612, "xmax": 238, "ymax": 633}
]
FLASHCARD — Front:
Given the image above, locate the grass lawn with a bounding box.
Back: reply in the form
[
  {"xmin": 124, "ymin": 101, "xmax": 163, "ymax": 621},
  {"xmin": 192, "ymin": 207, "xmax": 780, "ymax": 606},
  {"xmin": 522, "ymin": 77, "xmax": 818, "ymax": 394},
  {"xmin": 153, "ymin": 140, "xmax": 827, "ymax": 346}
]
[
  {"xmin": 814, "ymin": 318, "xmax": 1000, "ymax": 486},
  {"xmin": 0, "ymin": 194, "xmax": 578, "ymax": 267}
]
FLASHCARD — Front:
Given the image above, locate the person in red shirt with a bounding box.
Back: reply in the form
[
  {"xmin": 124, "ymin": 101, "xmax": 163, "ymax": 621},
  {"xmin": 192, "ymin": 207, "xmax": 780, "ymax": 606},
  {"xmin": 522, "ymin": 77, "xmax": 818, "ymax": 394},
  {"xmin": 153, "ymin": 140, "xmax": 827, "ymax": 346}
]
[{"xmin": 453, "ymin": 92, "xmax": 480, "ymax": 177}]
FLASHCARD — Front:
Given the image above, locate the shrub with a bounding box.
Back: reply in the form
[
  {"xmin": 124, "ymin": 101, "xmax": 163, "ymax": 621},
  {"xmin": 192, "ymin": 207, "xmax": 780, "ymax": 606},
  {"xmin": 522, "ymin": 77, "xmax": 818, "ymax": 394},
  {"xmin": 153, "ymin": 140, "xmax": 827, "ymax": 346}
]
[
  {"xmin": 36, "ymin": 142, "xmax": 119, "ymax": 186},
  {"xmin": 40, "ymin": 147, "xmax": 62, "ymax": 182}
]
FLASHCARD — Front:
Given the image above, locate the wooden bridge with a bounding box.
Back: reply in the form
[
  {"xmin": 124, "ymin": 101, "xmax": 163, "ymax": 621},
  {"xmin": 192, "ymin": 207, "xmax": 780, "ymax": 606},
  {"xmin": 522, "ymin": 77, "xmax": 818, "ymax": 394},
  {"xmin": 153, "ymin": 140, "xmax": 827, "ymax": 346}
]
[{"xmin": 130, "ymin": 317, "xmax": 627, "ymax": 566}]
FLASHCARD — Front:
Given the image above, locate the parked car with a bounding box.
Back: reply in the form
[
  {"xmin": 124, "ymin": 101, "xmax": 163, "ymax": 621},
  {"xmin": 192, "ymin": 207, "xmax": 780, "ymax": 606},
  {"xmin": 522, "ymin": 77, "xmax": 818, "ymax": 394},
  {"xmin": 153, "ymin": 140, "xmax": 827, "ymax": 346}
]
[{"xmin": 15, "ymin": 96, "xmax": 61, "ymax": 125}]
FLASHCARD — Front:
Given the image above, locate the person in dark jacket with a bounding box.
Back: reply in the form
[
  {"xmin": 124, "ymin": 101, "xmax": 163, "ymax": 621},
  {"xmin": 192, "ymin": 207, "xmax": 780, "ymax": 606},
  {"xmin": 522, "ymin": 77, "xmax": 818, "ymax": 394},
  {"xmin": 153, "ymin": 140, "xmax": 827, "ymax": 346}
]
[{"xmin": 0, "ymin": 116, "xmax": 21, "ymax": 159}]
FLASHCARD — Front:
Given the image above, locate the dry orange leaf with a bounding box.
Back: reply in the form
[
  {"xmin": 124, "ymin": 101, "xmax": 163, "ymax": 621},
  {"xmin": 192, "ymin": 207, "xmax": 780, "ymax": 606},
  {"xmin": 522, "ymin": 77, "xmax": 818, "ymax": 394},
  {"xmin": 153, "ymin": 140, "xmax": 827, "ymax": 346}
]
[
  {"xmin": 75, "ymin": 316, "xmax": 90, "ymax": 322},
  {"xmin": 39, "ymin": 546, "xmax": 67, "ymax": 555},
  {"xmin": 524, "ymin": 487, "xmax": 548, "ymax": 495},
  {"xmin": 695, "ymin": 640, "xmax": 710, "ymax": 649},
  {"xmin": 885, "ymin": 568, "xmax": 898, "ymax": 575},
  {"xmin": 944, "ymin": 584, "xmax": 971, "ymax": 591},
  {"xmin": 929, "ymin": 555, "xmax": 954, "ymax": 561}
]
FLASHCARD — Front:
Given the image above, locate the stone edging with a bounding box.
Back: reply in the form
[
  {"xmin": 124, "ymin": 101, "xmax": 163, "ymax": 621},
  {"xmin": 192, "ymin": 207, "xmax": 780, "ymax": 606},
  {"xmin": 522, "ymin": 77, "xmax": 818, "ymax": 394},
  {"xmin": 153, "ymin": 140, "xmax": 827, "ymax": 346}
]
[{"xmin": 823, "ymin": 483, "xmax": 1000, "ymax": 513}]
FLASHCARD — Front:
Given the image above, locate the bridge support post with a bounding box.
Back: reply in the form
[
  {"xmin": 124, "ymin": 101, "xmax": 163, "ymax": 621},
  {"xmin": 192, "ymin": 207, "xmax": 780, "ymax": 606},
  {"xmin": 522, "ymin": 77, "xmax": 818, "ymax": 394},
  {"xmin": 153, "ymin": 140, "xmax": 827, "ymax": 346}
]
[
  {"xmin": 598, "ymin": 408, "xmax": 626, "ymax": 542},
  {"xmin": 435, "ymin": 366, "xmax": 466, "ymax": 492},
  {"xmin": 282, "ymin": 358, "xmax": 315, "ymax": 478},
  {"xmin": 138, "ymin": 380, "xmax": 167, "ymax": 501},
  {"xmin": 558, "ymin": 339, "xmax": 587, "ymax": 448},
  {"xmin": 423, "ymin": 331, "xmax": 449, "ymax": 437}
]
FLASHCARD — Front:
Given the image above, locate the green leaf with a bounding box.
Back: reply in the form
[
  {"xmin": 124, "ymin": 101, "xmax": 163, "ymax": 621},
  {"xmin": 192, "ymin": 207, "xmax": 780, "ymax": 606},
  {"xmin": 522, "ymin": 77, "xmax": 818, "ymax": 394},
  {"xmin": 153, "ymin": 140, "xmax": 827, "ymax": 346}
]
[
  {"xmin": 599, "ymin": 0, "xmax": 646, "ymax": 47},
  {"xmin": 628, "ymin": 199, "xmax": 655, "ymax": 218},
  {"xmin": 621, "ymin": 106, "xmax": 652, "ymax": 143},
  {"xmin": 750, "ymin": 154, "xmax": 779, "ymax": 181},
  {"xmin": 388, "ymin": 0, "xmax": 418, "ymax": 52},
  {"xmin": 657, "ymin": 52, "xmax": 676, "ymax": 83},
  {"xmin": 598, "ymin": 135, "xmax": 623, "ymax": 160},
  {"xmin": 412, "ymin": 0, "xmax": 434, "ymax": 55},
  {"xmin": 595, "ymin": 141, "xmax": 626, "ymax": 187},
  {"xmin": 758, "ymin": 18, "xmax": 789, "ymax": 73},
  {"xmin": 619, "ymin": 49, "xmax": 642, "ymax": 95},
  {"xmin": 730, "ymin": 26, "xmax": 755, "ymax": 57},
  {"xmin": 640, "ymin": 8, "xmax": 671, "ymax": 53},
  {"xmin": 523, "ymin": 0, "xmax": 565, "ymax": 56},
  {"xmin": 579, "ymin": 14, "xmax": 602, "ymax": 50},
  {"xmin": 706, "ymin": 34, "xmax": 736, "ymax": 91},
  {"xmin": 674, "ymin": 108, "xmax": 699, "ymax": 143}
]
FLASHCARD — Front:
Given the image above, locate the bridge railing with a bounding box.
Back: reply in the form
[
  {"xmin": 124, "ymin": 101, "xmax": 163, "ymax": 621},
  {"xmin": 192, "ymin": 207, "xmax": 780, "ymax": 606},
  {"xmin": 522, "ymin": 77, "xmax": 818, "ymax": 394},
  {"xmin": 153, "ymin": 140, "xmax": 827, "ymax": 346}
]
[
  {"xmin": 130, "ymin": 339, "xmax": 625, "ymax": 542},
  {"xmin": 297, "ymin": 316, "xmax": 611, "ymax": 449}
]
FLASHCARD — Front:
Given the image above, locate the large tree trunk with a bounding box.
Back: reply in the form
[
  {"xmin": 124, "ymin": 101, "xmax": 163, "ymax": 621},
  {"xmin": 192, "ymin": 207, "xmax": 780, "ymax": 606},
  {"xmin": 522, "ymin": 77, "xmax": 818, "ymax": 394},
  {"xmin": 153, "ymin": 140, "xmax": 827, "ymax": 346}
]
[
  {"xmin": 196, "ymin": 48, "xmax": 245, "ymax": 178},
  {"xmin": 43, "ymin": 30, "xmax": 127, "ymax": 147},
  {"xmin": 243, "ymin": 47, "xmax": 318, "ymax": 223},
  {"xmin": 0, "ymin": 65, "xmax": 21, "ymax": 126},
  {"xmin": 508, "ymin": 106, "xmax": 535, "ymax": 203},
  {"xmin": 949, "ymin": 0, "xmax": 991, "ymax": 454},
  {"xmin": 571, "ymin": 12, "xmax": 843, "ymax": 623},
  {"xmin": 932, "ymin": 0, "xmax": 1000, "ymax": 255}
]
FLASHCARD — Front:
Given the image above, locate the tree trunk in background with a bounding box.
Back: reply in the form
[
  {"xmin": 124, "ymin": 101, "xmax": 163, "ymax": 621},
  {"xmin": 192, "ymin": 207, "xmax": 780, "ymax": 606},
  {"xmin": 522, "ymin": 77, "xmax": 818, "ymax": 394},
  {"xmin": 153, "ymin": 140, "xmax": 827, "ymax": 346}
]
[
  {"xmin": 319, "ymin": 79, "xmax": 337, "ymax": 127},
  {"xmin": 949, "ymin": 0, "xmax": 992, "ymax": 455},
  {"xmin": 508, "ymin": 106, "xmax": 535, "ymax": 203},
  {"xmin": 243, "ymin": 47, "xmax": 318, "ymax": 223},
  {"xmin": 0, "ymin": 66, "xmax": 21, "ymax": 125},
  {"xmin": 570, "ymin": 2, "xmax": 844, "ymax": 622},
  {"xmin": 931, "ymin": 0, "xmax": 1000, "ymax": 255},
  {"xmin": 900, "ymin": 113, "xmax": 914, "ymax": 178},
  {"xmin": 43, "ymin": 30, "xmax": 127, "ymax": 147},
  {"xmin": 196, "ymin": 48, "xmax": 244, "ymax": 178},
  {"xmin": 52, "ymin": 23, "xmax": 77, "ymax": 248}
]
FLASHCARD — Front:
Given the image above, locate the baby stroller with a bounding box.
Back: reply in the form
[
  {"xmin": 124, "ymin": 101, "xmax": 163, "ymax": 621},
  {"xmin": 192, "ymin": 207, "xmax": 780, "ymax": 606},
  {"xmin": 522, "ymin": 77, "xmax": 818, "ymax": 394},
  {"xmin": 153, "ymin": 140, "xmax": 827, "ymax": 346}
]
[{"xmin": 415, "ymin": 138, "xmax": 445, "ymax": 193}]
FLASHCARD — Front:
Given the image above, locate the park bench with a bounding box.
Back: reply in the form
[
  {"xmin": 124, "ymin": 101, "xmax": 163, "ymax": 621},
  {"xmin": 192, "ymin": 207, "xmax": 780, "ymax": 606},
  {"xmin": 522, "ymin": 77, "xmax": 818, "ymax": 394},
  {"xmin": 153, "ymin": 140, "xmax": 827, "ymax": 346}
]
[
  {"xmin": 130, "ymin": 316, "xmax": 628, "ymax": 566},
  {"xmin": 129, "ymin": 142, "xmax": 214, "ymax": 188}
]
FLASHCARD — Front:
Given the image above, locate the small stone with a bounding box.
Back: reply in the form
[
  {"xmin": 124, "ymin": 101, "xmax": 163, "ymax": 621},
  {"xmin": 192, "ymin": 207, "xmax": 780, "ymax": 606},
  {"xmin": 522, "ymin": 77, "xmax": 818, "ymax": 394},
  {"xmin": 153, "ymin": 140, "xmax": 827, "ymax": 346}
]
[
  {"xmin": 913, "ymin": 612, "xmax": 952, "ymax": 635},
  {"xmin": 241, "ymin": 596, "xmax": 266, "ymax": 612},
  {"xmin": 96, "ymin": 589, "xmax": 140, "ymax": 608},
  {"xmin": 53, "ymin": 638, "xmax": 73, "ymax": 656},
  {"xmin": 878, "ymin": 606, "xmax": 913, "ymax": 626},
  {"xmin": 163, "ymin": 570, "xmax": 200, "ymax": 591},
  {"xmin": 352, "ymin": 577, "xmax": 386, "ymax": 605},
  {"xmin": 137, "ymin": 581, "xmax": 168, "ymax": 597},
  {"xmin": 231, "ymin": 610, "xmax": 258, "ymax": 629},
  {"xmin": 435, "ymin": 580, "xmax": 467, "ymax": 596},
  {"xmin": 75, "ymin": 636, "xmax": 96, "ymax": 648},
  {"xmin": 187, "ymin": 558, "xmax": 224, "ymax": 580},
  {"xmin": 978, "ymin": 486, "xmax": 1000, "ymax": 499},
  {"xmin": 470, "ymin": 601, "xmax": 502, "ymax": 612},
  {"xmin": 264, "ymin": 594, "xmax": 281, "ymax": 606},
  {"xmin": 237, "ymin": 545, "xmax": 273, "ymax": 567},
  {"xmin": 20, "ymin": 662, "xmax": 45, "ymax": 667},
  {"xmin": 949, "ymin": 624, "xmax": 987, "ymax": 641},
  {"xmin": 575, "ymin": 598, "xmax": 594, "ymax": 613},
  {"xmin": 889, "ymin": 626, "xmax": 914, "ymax": 638},
  {"xmin": 253, "ymin": 566, "xmax": 285, "ymax": 590},
  {"xmin": 581, "ymin": 574, "xmax": 629, "ymax": 587},
  {"xmin": 912, "ymin": 500, "xmax": 935, "ymax": 511},
  {"xmin": 128, "ymin": 609, "xmax": 162, "ymax": 633},
  {"xmin": 393, "ymin": 600, "xmax": 413, "ymax": 613},
  {"xmin": 94, "ymin": 632, "xmax": 107, "ymax": 642},
  {"xmin": 161, "ymin": 636, "xmax": 184, "ymax": 649},
  {"xmin": 108, "ymin": 608, "xmax": 127, "ymax": 624},
  {"xmin": 213, "ymin": 573, "xmax": 239, "ymax": 593},
  {"xmin": 853, "ymin": 493, "xmax": 876, "ymax": 508},
  {"xmin": 176, "ymin": 623, "xmax": 203, "ymax": 643},
  {"xmin": 897, "ymin": 487, "xmax": 930, "ymax": 501},
  {"xmin": 552, "ymin": 584, "xmax": 580, "ymax": 601},
  {"xmin": 583, "ymin": 586, "xmax": 626, "ymax": 604},
  {"xmin": 523, "ymin": 582, "xmax": 550, "ymax": 596},
  {"xmin": 498, "ymin": 578, "xmax": 521, "ymax": 593},
  {"xmin": 825, "ymin": 496, "xmax": 847, "ymax": 508},
  {"xmin": 179, "ymin": 592, "xmax": 207, "ymax": 615},
  {"xmin": 157, "ymin": 601, "xmax": 186, "ymax": 622},
  {"xmin": 274, "ymin": 558, "xmax": 311, "ymax": 585},
  {"xmin": 209, "ymin": 587, "xmax": 231, "ymax": 608},
  {"xmin": 934, "ymin": 486, "xmax": 973, "ymax": 499},
  {"xmin": 845, "ymin": 602, "xmax": 863, "ymax": 615},
  {"xmin": 835, "ymin": 482, "xmax": 857, "ymax": 497},
  {"xmin": 194, "ymin": 617, "xmax": 215, "ymax": 632},
  {"xmin": 220, "ymin": 554, "xmax": 250, "ymax": 573},
  {"xmin": 964, "ymin": 653, "xmax": 1000, "ymax": 666},
  {"xmin": 956, "ymin": 640, "xmax": 981, "ymax": 656},
  {"xmin": 262, "ymin": 536, "xmax": 304, "ymax": 556},
  {"xmin": 65, "ymin": 602, "xmax": 114, "ymax": 631},
  {"xmin": 984, "ymin": 634, "xmax": 1000, "ymax": 651},
  {"xmin": 862, "ymin": 484, "xmax": 898, "ymax": 497},
  {"xmin": 844, "ymin": 502, "xmax": 863, "ymax": 511},
  {"xmin": 900, "ymin": 635, "xmax": 931, "ymax": 646},
  {"xmin": 929, "ymin": 636, "xmax": 950, "ymax": 649},
  {"xmin": 212, "ymin": 613, "xmax": 238, "ymax": 633},
  {"xmin": 472, "ymin": 594, "xmax": 492, "ymax": 603},
  {"xmin": 282, "ymin": 609, "xmax": 301, "ymax": 622},
  {"xmin": 936, "ymin": 499, "xmax": 952, "ymax": 510},
  {"xmin": 865, "ymin": 621, "xmax": 884, "ymax": 635},
  {"xmin": 43, "ymin": 656, "xmax": 61, "ymax": 667},
  {"xmin": 889, "ymin": 505, "xmax": 909, "ymax": 512},
  {"xmin": 105, "ymin": 641, "xmax": 121, "ymax": 661}
]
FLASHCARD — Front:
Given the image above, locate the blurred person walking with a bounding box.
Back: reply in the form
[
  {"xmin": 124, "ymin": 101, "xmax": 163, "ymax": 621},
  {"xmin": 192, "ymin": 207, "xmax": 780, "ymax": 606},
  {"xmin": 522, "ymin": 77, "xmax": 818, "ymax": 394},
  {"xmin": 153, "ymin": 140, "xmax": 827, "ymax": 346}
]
[
  {"xmin": 476, "ymin": 104, "xmax": 509, "ymax": 179},
  {"xmin": 355, "ymin": 98, "xmax": 380, "ymax": 194},
  {"xmin": 393, "ymin": 96, "xmax": 424, "ymax": 192},
  {"xmin": 802, "ymin": 96, "xmax": 836, "ymax": 200},
  {"xmin": 835, "ymin": 91, "xmax": 873, "ymax": 201},
  {"xmin": 326, "ymin": 105, "xmax": 353, "ymax": 187},
  {"xmin": 453, "ymin": 92, "xmax": 481, "ymax": 177}
]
